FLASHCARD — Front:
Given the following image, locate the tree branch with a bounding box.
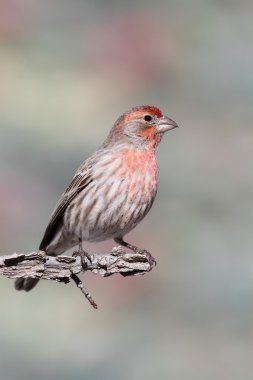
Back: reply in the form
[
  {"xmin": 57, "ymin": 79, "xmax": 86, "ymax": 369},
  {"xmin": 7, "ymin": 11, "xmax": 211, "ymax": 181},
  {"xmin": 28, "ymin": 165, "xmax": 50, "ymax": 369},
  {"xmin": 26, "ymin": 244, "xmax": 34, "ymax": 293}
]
[{"xmin": 0, "ymin": 247, "xmax": 156, "ymax": 309}]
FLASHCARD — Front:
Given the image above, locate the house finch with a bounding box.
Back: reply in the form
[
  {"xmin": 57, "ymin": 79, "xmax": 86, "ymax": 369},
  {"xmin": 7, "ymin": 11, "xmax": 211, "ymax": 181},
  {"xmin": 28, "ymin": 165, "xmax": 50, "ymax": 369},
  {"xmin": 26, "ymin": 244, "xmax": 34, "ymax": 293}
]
[{"xmin": 15, "ymin": 105, "xmax": 178, "ymax": 291}]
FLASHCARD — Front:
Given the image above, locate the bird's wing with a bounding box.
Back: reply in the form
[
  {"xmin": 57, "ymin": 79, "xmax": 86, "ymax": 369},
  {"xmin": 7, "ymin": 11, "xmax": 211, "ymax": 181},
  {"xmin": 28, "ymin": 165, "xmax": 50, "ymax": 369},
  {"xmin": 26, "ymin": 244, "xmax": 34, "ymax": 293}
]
[{"xmin": 39, "ymin": 172, "xmax": 93, "ymax": 251}]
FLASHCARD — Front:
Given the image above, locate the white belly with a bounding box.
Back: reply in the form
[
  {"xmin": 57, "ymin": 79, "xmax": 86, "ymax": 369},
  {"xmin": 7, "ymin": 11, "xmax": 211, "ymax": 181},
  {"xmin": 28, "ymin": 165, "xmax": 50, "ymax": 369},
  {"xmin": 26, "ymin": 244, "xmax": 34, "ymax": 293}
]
[{"xmin": 64, "ymin": 172, "xmax": 157, "ymax": 243}]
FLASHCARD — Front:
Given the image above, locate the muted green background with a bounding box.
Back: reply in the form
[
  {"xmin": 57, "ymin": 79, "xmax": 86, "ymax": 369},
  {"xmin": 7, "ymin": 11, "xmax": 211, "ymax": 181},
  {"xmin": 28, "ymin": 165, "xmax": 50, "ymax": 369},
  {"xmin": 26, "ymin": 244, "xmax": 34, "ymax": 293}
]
[{"xmin": 1, "ymin": 1, "xmax": 253, "ymax": 379}]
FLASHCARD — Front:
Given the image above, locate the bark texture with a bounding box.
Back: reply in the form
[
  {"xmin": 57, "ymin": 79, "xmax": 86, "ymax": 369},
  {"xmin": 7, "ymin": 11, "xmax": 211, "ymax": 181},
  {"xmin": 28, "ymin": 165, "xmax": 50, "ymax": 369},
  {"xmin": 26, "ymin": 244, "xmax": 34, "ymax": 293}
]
[{"xmin": 0, "ymin": 247, "xmax": 155, "ymax": 308}]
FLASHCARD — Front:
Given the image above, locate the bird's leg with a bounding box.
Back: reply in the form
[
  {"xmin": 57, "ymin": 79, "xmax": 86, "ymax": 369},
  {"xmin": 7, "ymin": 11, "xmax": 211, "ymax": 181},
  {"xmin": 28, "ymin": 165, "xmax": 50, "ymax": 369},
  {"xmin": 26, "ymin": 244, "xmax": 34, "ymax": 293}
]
[
  {"xmin": 114, "ymin": 237, "xmax": 157, "ymax": 267},
  {"xmin": 72, "ymin": 239, "xmax": 92, "ymax": 269}
]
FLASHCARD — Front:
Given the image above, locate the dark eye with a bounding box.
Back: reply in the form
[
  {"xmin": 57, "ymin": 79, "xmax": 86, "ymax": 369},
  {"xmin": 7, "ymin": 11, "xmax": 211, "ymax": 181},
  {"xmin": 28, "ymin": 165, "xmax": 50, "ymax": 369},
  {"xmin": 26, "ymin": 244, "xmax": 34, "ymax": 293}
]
[{"xmin": 144, "ymin": 114, "xmax": 153, "ymax": 122}]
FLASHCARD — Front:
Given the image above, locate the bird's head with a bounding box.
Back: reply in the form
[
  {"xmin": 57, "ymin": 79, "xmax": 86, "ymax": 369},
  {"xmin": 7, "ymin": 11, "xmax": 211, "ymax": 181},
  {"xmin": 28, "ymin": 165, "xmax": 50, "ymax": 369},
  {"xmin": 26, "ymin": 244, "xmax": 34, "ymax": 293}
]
[{"xmin": 107, "ymin": 105, "xmax": 178, "ymax": 149}]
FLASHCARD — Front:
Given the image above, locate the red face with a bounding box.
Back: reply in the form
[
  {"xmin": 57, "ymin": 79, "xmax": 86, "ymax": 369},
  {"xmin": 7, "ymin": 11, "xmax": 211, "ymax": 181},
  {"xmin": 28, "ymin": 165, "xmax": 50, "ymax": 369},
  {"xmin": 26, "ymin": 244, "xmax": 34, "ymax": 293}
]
[
  {"xmin": 123, "ymin": 106, "xmax": 163, "ymax": 144},
  {"xmin": 114, "ymin": 105, "xmax": 178, "ymax": 148}
]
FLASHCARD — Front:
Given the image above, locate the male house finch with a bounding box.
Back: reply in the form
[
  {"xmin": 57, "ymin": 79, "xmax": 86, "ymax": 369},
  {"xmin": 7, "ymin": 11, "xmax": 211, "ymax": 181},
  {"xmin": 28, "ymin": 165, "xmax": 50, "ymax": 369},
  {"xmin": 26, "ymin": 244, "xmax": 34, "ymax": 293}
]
[{"xmin": 15, "ymin": 105, "xmax": 178, "ymax": 291}]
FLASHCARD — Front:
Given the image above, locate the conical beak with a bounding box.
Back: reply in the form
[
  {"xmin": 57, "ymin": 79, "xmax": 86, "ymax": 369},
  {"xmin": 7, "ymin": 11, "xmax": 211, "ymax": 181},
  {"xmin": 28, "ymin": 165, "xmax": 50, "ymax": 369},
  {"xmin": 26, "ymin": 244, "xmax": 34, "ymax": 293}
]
[{"xmin": 157, "ymin": 116, "xmax": 179, "ymax": 133}]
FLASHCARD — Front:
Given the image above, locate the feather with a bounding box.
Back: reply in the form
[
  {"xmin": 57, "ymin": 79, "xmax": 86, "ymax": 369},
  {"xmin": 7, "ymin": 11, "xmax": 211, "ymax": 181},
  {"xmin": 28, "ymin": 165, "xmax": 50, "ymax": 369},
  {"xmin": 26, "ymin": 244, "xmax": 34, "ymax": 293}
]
[{"xmin": 39, "ymin": 173, "xmax": 93, "ymax": 250}]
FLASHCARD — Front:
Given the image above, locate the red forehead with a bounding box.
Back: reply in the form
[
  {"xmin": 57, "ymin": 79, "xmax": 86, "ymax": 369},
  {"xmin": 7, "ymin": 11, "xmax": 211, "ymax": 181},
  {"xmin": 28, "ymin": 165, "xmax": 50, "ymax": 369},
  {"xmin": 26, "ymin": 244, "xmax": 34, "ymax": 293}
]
[
  {"xmin": 114, "ymin": 105, "xmax": 163, "ymax": 130},
  {"xmin": 125, "ymin": 105, "xmax": 163, "ymax": 121}
]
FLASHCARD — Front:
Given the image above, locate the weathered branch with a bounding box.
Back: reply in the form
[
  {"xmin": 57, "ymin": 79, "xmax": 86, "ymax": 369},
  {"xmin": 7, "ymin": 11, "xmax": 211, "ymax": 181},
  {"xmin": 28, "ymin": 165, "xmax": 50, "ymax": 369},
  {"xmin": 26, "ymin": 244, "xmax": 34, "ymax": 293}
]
[{"xmin": 0, "ymin": 247, "xmax": 156, "ymax": 309}]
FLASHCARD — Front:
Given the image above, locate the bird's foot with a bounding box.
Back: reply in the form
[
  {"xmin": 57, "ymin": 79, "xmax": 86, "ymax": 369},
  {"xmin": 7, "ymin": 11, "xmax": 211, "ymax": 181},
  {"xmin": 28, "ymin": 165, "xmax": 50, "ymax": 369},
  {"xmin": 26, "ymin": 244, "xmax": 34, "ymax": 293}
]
[
  {"xmin": 136, "ymin": 249, "xmax": 157, "ymax": 269},
  {"xmin": 114, "ymin": 238, "xmax": 157, "ymax": 269},
  {"xmin": 72, "ymin": 244, "xmax": 92, "ymax": 270}
]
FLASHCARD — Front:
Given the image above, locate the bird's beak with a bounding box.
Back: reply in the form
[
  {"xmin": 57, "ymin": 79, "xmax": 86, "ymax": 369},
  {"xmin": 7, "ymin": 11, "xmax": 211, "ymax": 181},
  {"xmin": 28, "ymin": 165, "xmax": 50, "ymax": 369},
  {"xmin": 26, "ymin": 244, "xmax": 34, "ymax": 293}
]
[{"xmin": 157, "ymin": 116, "xmax": 179, "ymax": 133}]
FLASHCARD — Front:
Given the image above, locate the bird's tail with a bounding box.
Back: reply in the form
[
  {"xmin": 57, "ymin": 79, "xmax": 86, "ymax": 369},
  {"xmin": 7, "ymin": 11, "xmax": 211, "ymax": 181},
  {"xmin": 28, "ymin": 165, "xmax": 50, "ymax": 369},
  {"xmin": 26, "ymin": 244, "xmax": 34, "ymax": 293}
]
[
  {"xmin": 15, "ymin": 278, "xmax": 40, "ymax": 292},
  {"xmin": 14, "ymin": 247, "xmax": 48, "ymax": 291}
]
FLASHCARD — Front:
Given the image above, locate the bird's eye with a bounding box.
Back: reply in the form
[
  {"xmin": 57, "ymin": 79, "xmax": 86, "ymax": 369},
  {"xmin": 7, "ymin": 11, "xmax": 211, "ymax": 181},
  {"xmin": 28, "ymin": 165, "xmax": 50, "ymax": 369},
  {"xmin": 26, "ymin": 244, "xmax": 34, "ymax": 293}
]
[{"xmin": 144, "ymin": 115, "xmax": 153, "ymax": 122}]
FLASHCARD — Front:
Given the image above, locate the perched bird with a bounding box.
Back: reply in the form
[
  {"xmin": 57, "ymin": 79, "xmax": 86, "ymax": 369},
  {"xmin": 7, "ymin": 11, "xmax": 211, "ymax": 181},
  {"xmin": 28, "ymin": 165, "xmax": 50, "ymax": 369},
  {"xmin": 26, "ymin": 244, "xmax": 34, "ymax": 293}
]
[{"xmin": 15, "ymin": 105, "xmax": 178, "ymax": 291}]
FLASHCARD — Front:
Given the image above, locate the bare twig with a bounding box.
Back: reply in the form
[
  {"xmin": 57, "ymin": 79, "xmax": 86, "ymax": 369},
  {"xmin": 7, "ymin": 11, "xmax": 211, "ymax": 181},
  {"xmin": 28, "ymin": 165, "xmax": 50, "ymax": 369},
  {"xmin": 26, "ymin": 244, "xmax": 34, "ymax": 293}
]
[
  {"xmin": 0, "ymin": 247, "xmax": 156, "ymax": 308},
  {"xmin": 71, "ymin": 273, "xmax": 98, "ymax": 309}
]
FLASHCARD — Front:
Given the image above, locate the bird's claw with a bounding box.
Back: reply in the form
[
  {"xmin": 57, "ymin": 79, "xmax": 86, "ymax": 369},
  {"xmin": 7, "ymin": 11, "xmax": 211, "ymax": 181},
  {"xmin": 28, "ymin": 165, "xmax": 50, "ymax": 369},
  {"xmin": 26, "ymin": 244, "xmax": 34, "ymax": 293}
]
[
  {"xmin": 136, "ymin": 249, "xmax": 157, "ymax": 269},
  {"xmin": 72, "ymin": 249, "xmax": 92, "ymax": 269}
]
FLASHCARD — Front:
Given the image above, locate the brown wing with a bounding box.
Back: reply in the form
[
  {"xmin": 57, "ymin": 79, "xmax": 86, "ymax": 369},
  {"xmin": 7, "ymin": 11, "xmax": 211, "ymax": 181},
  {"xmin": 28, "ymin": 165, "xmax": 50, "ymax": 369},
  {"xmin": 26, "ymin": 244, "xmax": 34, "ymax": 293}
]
[{"xmin": 39, "ymin": 173, "xmax": 93, "ymax": 250}]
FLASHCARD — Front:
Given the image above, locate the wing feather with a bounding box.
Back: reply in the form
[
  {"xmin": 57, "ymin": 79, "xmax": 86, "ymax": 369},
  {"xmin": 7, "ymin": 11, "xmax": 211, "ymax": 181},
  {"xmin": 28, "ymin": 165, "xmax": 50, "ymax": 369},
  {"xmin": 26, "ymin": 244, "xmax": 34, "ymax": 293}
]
[{"xmin": 39, "ymin": 172, "xmax": 93, "ymax": 250}]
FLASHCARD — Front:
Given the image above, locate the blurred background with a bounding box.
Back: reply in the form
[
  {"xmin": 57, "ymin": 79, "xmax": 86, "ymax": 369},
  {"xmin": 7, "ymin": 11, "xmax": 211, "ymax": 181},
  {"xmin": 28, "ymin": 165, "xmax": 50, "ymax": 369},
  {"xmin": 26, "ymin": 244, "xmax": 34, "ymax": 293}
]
[{"xmin": 0, "ymin": 0, "xmax": 253, "ymax": 379}]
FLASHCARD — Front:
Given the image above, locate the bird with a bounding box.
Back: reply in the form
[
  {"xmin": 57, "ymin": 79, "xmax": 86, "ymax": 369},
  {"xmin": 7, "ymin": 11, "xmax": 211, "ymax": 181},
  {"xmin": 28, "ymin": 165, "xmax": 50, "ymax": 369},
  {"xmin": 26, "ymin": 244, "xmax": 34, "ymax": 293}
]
[{"xmin": 15, "ymin": 105, "xmax": 178, "ymax": 291}]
